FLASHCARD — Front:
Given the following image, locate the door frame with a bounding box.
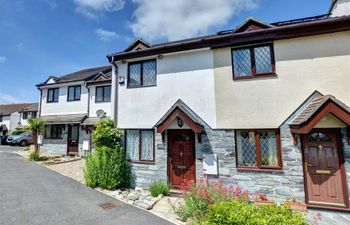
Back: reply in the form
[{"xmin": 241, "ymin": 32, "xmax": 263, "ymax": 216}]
[
  {"xmin": 167, "ymin": 129, "xmax": 196, "ymax": 188},
  {"xmin": 301, "ymin": 128, "xmax": 349, "ymax": 210},
  {"xmin": 67, "ymin": 124, "xmax": 79, "ymax": 156}
]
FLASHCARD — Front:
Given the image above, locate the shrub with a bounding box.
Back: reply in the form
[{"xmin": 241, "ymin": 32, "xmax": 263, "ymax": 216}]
[
  {"xmin": 29, "ymin": 151, "xmax": 39, "ymax": 161},
  {"xmin": 206, "ymin": 199, "xmax": 308, "ymax": 225},
  {"xmin": 149, "ymin": 180, "xmax": 170, "ymax": 197},
  {"xmin": 84, "ymin": 119, "xmax": 131, "ymax": 190},
  {"xmin": 174, "ymin": 179, "xmax": 249, "ymax": 222}
]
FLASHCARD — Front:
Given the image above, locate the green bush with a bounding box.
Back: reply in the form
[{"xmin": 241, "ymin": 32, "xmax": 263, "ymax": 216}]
[
  {"xmin": 149, "ymin": 180, "xmax": 170, "ymax": 197},
  {"xmin": 29, "ymin": 151, "xmax": 40, "ymax": 161},
  {"xmin": 205, "ymin": 199, "xmax": 308, "ymax": 225},
  {"xmin": 84, "ymin": 119, "xmax": 131, "ymax": 190}
]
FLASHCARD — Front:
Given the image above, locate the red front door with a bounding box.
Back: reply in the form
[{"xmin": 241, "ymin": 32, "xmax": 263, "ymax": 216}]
[
  {"xmin": 67, "ymin": 124, "xmax": 79, "ymax": 156},
  {"xmin": 302, "ymin": 129, "xmax": 348, "ymax": 208},
  {"xmin": 168, "ymin": 130, "xmax": 196, "ymax": 188}
]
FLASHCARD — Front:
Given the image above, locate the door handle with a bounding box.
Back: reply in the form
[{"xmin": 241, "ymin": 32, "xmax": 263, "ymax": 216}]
[
  {"xmin": 304, "ymin": 162, "xmax": 312, "ymax": 171},
  {"xmin": 180, "ymin": 152, "xmax": 183, "ymax": 157}
]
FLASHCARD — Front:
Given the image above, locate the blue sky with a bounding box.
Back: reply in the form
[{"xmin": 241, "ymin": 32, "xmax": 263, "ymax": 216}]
[{"xmin": 0, "ymin": 0, "xmax": 332, "ymax": 104}]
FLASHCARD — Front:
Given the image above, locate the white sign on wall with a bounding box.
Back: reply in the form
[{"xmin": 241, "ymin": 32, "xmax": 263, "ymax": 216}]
[
  {"xmin": 83, "ymin": 140, "xmax": 90, "ymax": 151},
  {"xmin": 203, "ymin": 154, "xmax": 218, "ymax": 175},
  {"xmin": 37, "ymin": 135, "xmax": 43, "ymax": 144}
]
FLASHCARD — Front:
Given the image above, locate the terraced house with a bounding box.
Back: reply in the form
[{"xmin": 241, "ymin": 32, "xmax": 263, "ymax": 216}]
[
  {"xmin": 37, "ymin": 66, "xmax": 112, "ymax": 156},
  {"xmin": 107, "ymin": 0, "xmax": 350, "ymax": 211}
]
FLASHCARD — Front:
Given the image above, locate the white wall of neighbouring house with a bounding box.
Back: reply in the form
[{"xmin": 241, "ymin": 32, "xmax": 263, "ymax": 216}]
[
  {"xmin": 1, "ymin": 115, "xmax": 11, "ymax": 131},
  {"xmin": 330, "ymin": 0, "xmax": 350, "ymax": 17},
  {"xmin": 88, "ymin": 84, "xmax": 112, "ymax": 118},
  {"xmin": 9, "ymin": 112, "xmax": 20, "ymax": 130},
  {"xmin": 40, "ymin": 82, "xmax": 89, "ymax": 116},
  {"xmin": 116, "ymin": 48, "xmax": 217, "ymax": 129}
]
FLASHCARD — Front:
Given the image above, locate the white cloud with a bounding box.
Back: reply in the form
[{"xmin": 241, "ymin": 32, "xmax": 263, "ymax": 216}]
[
  {"xmin": 0, "ymin": 94, "xmax": 19, "ymax": 104},
  {"xmin": 95, "ymin": 28, "xmax": 120, "ymax": 41},
  {"xmin": 73, "ymin": 0, "xmax": 125, "ymax": 19},
  {"xmin": 43, "ymin": 0, "xmax": 57, "ymax": 10},
  {"xmin": 0, "ymin": 56, "xmax": 6, "ymax": 63},
  {"xmin": 130, "ymin": 0, "xmax": 258, "ymax": 41}
]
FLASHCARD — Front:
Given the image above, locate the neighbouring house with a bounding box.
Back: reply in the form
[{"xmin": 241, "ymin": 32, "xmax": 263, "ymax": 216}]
[
  {"xmin": 0, "ymin": 103, "xmax": 38, "ymax": 139},
  {"xmin": 18, "ymin": 103, "xmax": 39, "ymax": 127},
  {"xmin": 36, "ymin": 66, "xmax": 112, "ymax": 156},
  {"xmin": 106, "ymin": 0, "xmax": 350, "ymax": 211}
]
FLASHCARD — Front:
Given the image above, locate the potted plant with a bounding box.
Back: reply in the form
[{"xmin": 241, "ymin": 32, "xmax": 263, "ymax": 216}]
[
  {"xmin": 254, "ymin": 193, "xmax": 275, "ymax": 205},
  {"xmin": 284, "ymin": 196, "xmax": 307, "ymax": 212}
]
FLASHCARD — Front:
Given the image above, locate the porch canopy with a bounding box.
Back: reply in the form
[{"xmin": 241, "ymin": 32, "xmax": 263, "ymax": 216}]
[
  {"xmin": 289, "ymin": 95, "xmax": 350, "ymax": 134},
  {"xmin": 155, "ymin": 99, "xmax": 202, "ymax": 133},
  {"xmin": 40, "ymin": 114, "xmax": 87, "ymax": 124}
]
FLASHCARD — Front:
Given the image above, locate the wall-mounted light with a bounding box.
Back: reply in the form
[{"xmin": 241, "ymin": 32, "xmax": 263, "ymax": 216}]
[
  {"xmin": 177, "ymin": 117, "xmax": 184, "ymax": 128},
  {"xmin": 121, "ymin": 60, "xmax": 127, "ymax": 64},
  {"xmin": 157, "ymin": 54, "xmax": 164, "ymax": 59},
  {"xmin": 118, "ymin": 76, "xmax": 125, "ymax": 84}
]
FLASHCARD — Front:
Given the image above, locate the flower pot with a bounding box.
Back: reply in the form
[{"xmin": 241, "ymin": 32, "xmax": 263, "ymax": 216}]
[
  {"xmin": 254, "ymin": 199, "xmax": 275, "ymax": 205},
  {"xmin": 284, "ymin": 201, "xmax": 307, "ymax": 212}
]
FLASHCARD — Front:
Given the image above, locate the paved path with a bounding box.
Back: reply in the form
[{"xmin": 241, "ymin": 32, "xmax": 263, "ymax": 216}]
[{"xmin": 0, "ymin": 149, "xmax": 173, "ymax": 225}]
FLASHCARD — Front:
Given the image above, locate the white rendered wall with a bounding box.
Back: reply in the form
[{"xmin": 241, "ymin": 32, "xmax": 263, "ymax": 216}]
[
  {"xmin": 330, "ymin": 0, "xmax": 350, "ymax": 17},
  {"xmin": 1, "ymin": 116, "xmax": 11, "ymax": 131},
  {"xmin": 10, "ymin": 112, "xmax": 20, "ymax": 130},
  {"xmin": 40, "ymin": 82, "xmax": 89, "ymax": 116},
  {"xmin": 88, "ymin": 84, "xmax": 112, "ymax": 118},
  {"xmin": 116, "ymin": 49, "xmax": 217, "ymax": 128}
]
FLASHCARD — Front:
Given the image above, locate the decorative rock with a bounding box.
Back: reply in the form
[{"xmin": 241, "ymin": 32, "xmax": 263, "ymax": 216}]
[
  {"xmin": 135, "ymin": 187, "xmax": 143, "ymax": 192},
  {"xmin": 127, "ymin": 192, "xmax": 139, "ymax": 201}
]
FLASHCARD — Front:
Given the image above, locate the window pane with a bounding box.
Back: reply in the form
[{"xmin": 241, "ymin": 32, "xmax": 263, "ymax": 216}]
[
  {"xmin": 141, "ymin": 130, "xmax": 154, "ymax": 160},
  {"xmin": 259, "ymin": 131, "xmax": 278, "ymax": 167},
  {"xmin": 104, "ymin": 86, "xmax": 111, "ymax": 102},
  {"xmin": 126, "ymin": 130, "xmax": 139, "ymax": 160},
  {"xmin": 236, "ymin": 131, "xmax": 256, "ymax": 167},
  {"xmin": 233, "ymin": 49, "xmax": 252, "ymax": 77},
  {"xmin": 129, "ymin": 64, "xmax": 141, "ymax": 87},
  {"xmin": 254, "ymin": 46, "xmax": 272, "ymax": 74},
  {"xmin": 74, "ymin": 86, "xmax": 81, "ymax": 100},
  {"xmin": 68, "ymin": 87, "xmax": 75, "ymax": 101},
  {"xmin": 54, "ymin": 89, "xmax": 59, "ymax": 102},
  {"xmin": 96, "ymin": 87, "xmax": 103, "ymax": 102},
  {"xmin": 142, "ymin": 61, "xmax": 156, "ymax": 86},
  {"xmin": 48, "ymin": 89, "xmax": 53, "ymax": 102}
]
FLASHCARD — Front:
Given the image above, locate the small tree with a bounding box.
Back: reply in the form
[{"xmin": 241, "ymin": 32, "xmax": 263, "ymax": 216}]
[
  {"xmin": 84, "ymin": 119, "xmax": 131, "ymax": 189},
  {"xmin": 27, "ymin": 118, "xmax": 45, "ymax": 154}
]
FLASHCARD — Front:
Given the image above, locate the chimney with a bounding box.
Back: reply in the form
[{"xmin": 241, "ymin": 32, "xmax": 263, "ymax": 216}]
[{"xmin": 329, "ymin": 0, "xmax": 350, "ymax": 17}]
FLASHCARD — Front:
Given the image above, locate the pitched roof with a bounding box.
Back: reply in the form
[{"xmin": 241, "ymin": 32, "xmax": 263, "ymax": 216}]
[
  {"xmin": 37, "ymin": 66, "xmax": 112, "ymax": 87},
  {"xmin": 290, "ymin": 95, "xmax": 350, "ymax": 126},
  {"xmin": 19, "ymin": 103, "xmax": 39, "ymax": 112},
  {"xmin": 233, "ymin": 17, "xmax": 274, "ymax": 33},
  {"xmin": 0, "ymin": 103, "xmax": 31, "ymax": 116},
  {"xmin": 108, "ymin": 15, "xmax": 350, "ymax": 62}
]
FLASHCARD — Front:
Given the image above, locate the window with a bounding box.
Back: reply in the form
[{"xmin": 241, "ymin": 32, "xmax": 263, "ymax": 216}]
[
  {"xmin": 0, "ymin": 116, "xmax": 2, "ymax": 122},
  {"xmin": 67, "ymin": 85, "xmax": 81, "ymax": 101},
  {"xmin": 23, "ymin": 112, "xmax": 28, "ymax": 119},
  {"xmin": 45, "ymin": 125, "xmax": 64, "ymax": 139},
  {"xmin": 232, "ymin": 44, "xmax": 275, "ymax": 79},
  {"xmin": 125, "ymin": 130, "xmax": 154, "ymax": 162},
  {"xmin": 128, "ymin": 60, "xmax": 157, "ymax": 88},
  {"xmin": 31, "ymin": 112, "xmax": 37, "ymax": 118},
  {"xmin": 47, "ymin": 88, "xmax": 59, "ymax": 103},
  {"xmin": 95, "ymin": 85, "xmax": 111, "ymax": 102},
  {"xmin": 235, "ymin": 130, "xmax": 282, "ymax": 170}
]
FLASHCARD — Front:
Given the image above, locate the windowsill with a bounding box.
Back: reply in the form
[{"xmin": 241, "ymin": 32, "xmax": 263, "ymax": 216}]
[
  {"xmin": 237, "ymin": 167, "xmax": 283, "ymax": 172},
  {"xmin": 127, "ymin": 85, "xmax": 157, "ymax": 89},
  {"xmin": 95, "ymin": 101, "xmax": 111, "ymax": 103},
  {"xmin": 128, "ymin": 160, "xmax": 155, "ymax": 165},
  {"xmin": 45, "ymin": 138, "xmax": 63, "ymax": 140},
  {"xmin": 233, "ymin": 73, "xmax": 277, "ymax": 81},
  {"xmin": 67, "ymin": 99, "xmax": 81, "ymax": 102},
  {"xmin": 46, "ymin": 101, "xmax": 59, "ymax": 104}
]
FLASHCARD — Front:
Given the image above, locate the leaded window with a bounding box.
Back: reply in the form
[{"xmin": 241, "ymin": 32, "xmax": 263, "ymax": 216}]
[
  {"xmin": 95, "ymin": 85, "xmax": 111, "ymax": 102},
  {"xmin": 127, "ymin": 60, "xmax": 156, "ymax": 88},
  {"xmin": 47, "ymin": 88, "xmax": 59, "ymax": 103},
  {"xmin": 67, "ymin": 85, "xmax": 81, "ymax": 101},
  {"xmin": 125, "ymin": 129, "xmax": 154, "ymax": 162},
  {"xmin": 45, "ymin": 125, "xmax": 64, "ymax": 139},
  {"xmin": 232, "ymin": 44, "xmax": 275, "ymax": 78},
  {"xmin": 236, "ymin": 130, "xmax": 282, "ymax": 169}
]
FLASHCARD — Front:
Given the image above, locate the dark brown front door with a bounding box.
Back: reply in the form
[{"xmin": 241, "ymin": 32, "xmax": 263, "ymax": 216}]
[
  {"xmin": 168, "ymin": 130, "xmax": 196, "ymax": 188},
  {"xmin": 67, "ymin": 124, "xmax": 79, "ymax": 156},
  {"xmin": 302, "ymin": 129, "xmax": 348, "ymax": 208}
]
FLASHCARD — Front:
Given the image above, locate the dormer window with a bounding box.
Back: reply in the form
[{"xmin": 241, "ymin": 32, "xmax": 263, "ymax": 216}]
[
  {"xmin": 127, "ymin": 60, "xmax": 157, "ymax": 88},
  {"xmin": 67, "ymin": 85, "xmax": 81, "ymax": 101},
  {"xmin": 47, "ymin": 88, "xmax": 59, "ymax": 103},
  {"xmin": 232, "ymin": 44, "xmax": 275, "ymax": 79}
]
